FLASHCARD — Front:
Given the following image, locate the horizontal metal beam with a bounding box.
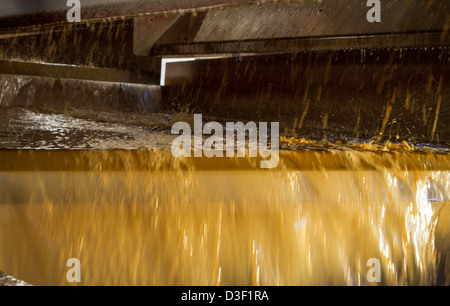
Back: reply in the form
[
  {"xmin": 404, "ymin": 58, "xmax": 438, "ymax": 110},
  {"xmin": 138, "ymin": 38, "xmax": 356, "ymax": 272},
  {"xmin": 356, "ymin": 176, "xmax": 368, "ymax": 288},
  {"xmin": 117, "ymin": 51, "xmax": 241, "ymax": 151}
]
[
  {"xmin": 0, "ymin": 0, "xmax": 280, "ymax": 30},
  {"xmin": 0, "ymin": 60, "xmax": 142, "ymax": 83},
  {"xmin": 156, "ymin": 0, "xmax": 450, "ymax": 44},
  {"xmin": 152, "ymin": 32, "xmax": 450, "ymax": 55}
]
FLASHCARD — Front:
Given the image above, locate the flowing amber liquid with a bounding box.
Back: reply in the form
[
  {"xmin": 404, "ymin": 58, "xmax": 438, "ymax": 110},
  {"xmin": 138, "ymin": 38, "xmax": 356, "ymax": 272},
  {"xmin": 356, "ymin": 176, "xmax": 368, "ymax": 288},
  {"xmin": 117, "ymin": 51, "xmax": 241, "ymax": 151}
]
[{"xmin": 0, "ymin": 150, "xmax": 448, "ymax": 286}]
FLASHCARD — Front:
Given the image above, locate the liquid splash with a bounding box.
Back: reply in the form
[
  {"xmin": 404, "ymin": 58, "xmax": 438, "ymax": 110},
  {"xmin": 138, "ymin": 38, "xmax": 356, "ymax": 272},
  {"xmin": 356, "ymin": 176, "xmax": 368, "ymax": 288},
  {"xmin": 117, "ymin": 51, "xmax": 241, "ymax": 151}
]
[{"xmin": 0, "ymin": 150, "xmax": 448, "ymax": 286}]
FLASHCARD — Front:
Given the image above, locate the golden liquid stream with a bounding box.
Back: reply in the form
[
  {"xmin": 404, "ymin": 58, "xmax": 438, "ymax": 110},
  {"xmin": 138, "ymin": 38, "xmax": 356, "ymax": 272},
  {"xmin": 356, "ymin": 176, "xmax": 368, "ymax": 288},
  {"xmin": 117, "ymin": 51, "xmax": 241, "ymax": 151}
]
[{"xmin": 0, "ymin": 150, "xmax": 448, "ymax": 286}]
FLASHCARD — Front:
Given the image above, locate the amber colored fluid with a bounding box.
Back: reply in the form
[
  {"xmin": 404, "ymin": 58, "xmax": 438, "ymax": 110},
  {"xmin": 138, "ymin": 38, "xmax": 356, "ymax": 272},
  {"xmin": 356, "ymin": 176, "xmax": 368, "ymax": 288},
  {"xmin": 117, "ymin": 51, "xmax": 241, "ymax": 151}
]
[{"xmin": 0, "ymin": 150, "xmax": 449, "ymax": 286}]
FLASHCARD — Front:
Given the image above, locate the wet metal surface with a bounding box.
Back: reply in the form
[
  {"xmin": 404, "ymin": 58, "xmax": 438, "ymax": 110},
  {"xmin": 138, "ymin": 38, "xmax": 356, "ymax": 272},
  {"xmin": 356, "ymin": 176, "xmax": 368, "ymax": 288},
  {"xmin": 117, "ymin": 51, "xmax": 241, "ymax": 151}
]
[{"xmin": 0, "ymin": 107, "xmax": 175, "ymax": 150}]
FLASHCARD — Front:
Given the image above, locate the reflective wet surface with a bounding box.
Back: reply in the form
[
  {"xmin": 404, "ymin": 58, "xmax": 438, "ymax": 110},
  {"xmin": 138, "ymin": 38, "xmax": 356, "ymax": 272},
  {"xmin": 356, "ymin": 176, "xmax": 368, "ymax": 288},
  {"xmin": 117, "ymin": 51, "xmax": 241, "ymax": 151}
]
[
  {"xmin": 0, "ymin": 107, "xmax": 175, "ymax": 150},
  {"xmin": 0, "ymin": 271, "xmax": 30, "ymax": 286}
]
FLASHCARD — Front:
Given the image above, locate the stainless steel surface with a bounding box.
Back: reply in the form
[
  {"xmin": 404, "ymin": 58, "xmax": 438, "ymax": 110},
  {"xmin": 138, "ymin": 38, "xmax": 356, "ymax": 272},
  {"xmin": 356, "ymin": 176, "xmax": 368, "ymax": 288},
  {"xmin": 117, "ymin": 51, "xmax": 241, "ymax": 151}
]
[{"xmin": 155, "ymin": 0, "xmax": 450, "ymax": 43}]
